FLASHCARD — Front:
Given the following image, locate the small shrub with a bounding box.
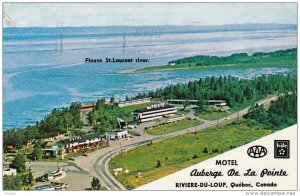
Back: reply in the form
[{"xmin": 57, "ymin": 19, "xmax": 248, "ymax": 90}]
[{"xmin": 156, "ymin": 160, "xmax": 161, "ymax": 168}]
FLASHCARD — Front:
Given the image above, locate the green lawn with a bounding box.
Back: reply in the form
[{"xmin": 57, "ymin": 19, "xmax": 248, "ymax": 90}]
[
  {"xmin": 198, "ymin": 111, "xmax": 232, "ymax": 121},
  {"xmin": 146, "ymin": 119, "xmax": 203, "ymax": 135},
  {"xmin": 109, "ymin": 119, "xmax": 272, "ymax": 189}
]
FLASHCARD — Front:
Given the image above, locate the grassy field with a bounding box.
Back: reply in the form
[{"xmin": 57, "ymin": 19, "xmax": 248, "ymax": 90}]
[
  {"xmin": 146, "ymin": 119, "xmax": 203, "ymax": 135},
  {"xmin": 198, "ymin": 111, "xmax": 232, "ymax": 121},
  {"xmin": 109, "ymin": 119, "xmax": 272, "ymax": 189}
]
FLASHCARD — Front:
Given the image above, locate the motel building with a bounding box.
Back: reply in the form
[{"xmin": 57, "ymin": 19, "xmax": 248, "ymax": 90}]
[
  {"xmin": 166, "ymin": 99, "xmax": 227, "ymax": 106},
  {"xmin": 57, "ymin": 133, "xmax": 106, "ymax": 154},
  {"xmin": 133, "ymin": 103, "xmax": 177, "ymax": 123}
]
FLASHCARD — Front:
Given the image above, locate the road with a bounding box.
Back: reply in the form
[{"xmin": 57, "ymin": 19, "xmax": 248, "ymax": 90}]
[{"xmin": 93, "ymin": 95, "xmax": 279, "ymax": 190}]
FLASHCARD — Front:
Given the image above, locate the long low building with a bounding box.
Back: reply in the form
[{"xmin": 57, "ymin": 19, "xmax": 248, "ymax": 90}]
[
  {"xmin": 167, "ymin": 99, "xmax": 227, "ymax": 106},
  {"xmin": 166, "ymin": 99, "xmax": 199, "ymax": 105},
  {"xmin": 133, "ymin": 103, "xmax": 177, "ymax": 123},
  {"xmin": 57, "ymin": 133, "xmax": 106, "ymax": 154},
  {"xmin": 207, "ymin": 100, "xmax": 227, "ymax": 106}
]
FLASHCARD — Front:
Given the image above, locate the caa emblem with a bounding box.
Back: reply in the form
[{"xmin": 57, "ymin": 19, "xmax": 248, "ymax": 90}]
[{"xmin": 247, "ymin": 145, "xmax": 267, "ymax": 158}]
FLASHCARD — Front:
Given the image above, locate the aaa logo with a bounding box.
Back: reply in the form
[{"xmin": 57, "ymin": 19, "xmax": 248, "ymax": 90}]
[{"xmin": 247, "ymin": 145, "xmax": 267, "ymax": 158}]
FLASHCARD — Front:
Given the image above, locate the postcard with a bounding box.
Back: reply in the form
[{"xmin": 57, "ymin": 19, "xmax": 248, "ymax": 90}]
[{"xmin": 2, "ymin": 2, "xmax": 298, "ymax": 193}]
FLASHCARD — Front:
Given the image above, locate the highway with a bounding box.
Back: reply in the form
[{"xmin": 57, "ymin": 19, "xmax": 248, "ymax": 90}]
[{"xmin": 93, "ymin": 95, "xmax": 279, "ymax": 190}]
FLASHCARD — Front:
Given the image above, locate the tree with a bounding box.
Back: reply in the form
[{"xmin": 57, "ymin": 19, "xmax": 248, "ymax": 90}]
[
  {"xmin": 203, "ymin": 147, "xmax": 208, "ymax": 154},
  {"xmin": 28, "ymin": 170, "xmax": 34, "ymax": 185},
  {"xmin": 110, "ymin": 95, "xmax": 115, "ymax": 105},
  {"xmin": 196, "ymin": 98, "xmax": 207, "ymax": 115},
  {"xmin": 245, "ymin": 93, "xmax": 297, "ymax": 130},
  {"xmin": 3, "ymin": 176, "xmax": 22, "ymax": 190},
  {"xmin": 91, "ymin": 176, "xmax": 101, "ymax": 190},
  {"xmin": 11, "ymin": 154, "xmax": 26, "ymax": 172},
  {"xmin": 32, "ymin": 144, "xmax": 43, "ymax": 160}
]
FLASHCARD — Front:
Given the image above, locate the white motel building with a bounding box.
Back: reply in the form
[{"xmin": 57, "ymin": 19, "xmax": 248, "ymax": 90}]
[{"xmin": 133, "ymin": 103, "xmax": 177, "ymax": 123}]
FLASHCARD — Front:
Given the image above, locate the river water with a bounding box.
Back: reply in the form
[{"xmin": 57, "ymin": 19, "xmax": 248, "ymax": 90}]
[{"xmin": 3, "ymin": 25, "xmax": 297, "ymax": 129}]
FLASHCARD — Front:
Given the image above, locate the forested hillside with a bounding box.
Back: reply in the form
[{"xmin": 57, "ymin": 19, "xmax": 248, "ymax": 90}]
[
  {"xmin": 135, "ymin": 74, "xmax": 296, "ymax": 110},
  {"xmin": 3, "ymin": 102, "xmax": 83, "ymax": 149}
]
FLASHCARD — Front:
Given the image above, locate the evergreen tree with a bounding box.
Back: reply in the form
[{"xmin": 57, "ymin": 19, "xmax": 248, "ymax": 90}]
[
  {"xmin": 91, "ymin": 176, "xmax": 101, "ymax": 190},
  {"xmin": 32, "ymin": 143, "xmax": 43, "ymax": 160},
  {"xmin": 11, "ymin": 154, "xmax": 26, "ymax": 172}
]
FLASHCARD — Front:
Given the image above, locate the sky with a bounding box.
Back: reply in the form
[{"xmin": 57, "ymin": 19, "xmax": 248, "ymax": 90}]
[{"xmin": 3, "ymin": 3, "xmax": 297, "ymax": 27}]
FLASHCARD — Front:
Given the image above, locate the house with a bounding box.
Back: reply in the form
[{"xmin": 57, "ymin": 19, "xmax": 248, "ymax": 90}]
[
  {"xmin": 133, "ymin": 103, "xmax": 177, "ymax": 123},
  {"xmin": 106, "ymin": 130, "xmax": 128, "ymax": 140},
  {"xmin": 80, "ymin": 103, "xmax": 96, "ymax": 111},
  {"xmin": 3, "ymin": 168, "xmax": 17, "ymax": 176},
  {"xmin": 5, "ymin": 145, "xmax": 14, "ymax": 151},
  {"xmin": 43, "ymin": 146, "xmax": 59, "ymax": 158},
  {"xmin": 80, "ymin": 100, "xmax": 112, "ymax": 111}
]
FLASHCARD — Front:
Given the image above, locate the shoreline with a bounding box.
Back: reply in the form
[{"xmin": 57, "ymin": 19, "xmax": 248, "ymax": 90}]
[{"xmin": 122, "ymin": 63, "xmax": 296, "ymax": 74}]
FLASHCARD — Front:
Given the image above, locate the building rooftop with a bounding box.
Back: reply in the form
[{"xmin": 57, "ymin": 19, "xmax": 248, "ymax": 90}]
[
  {"xmin": 58, "ymin": 133, "xmax": 101, "ymax": 145},
  {"xmin": 207, "ymin": 100, "xmax": 226, "ymax": 103},
  {"xmin": 134, "ymin": 104, "xmax": 175, "ymax": 113},
  {"xmin": 107, "ymin": 130, "xmax": 128, "ymax": 134},
  {"xmin": 167, "ymin": 99, "xmax": 199, "ymax": 102}
]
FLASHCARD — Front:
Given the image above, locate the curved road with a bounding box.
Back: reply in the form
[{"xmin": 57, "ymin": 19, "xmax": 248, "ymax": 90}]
[{"xmin": 93, "ymin": 96, "xmax": 279, "ymax": 190}]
